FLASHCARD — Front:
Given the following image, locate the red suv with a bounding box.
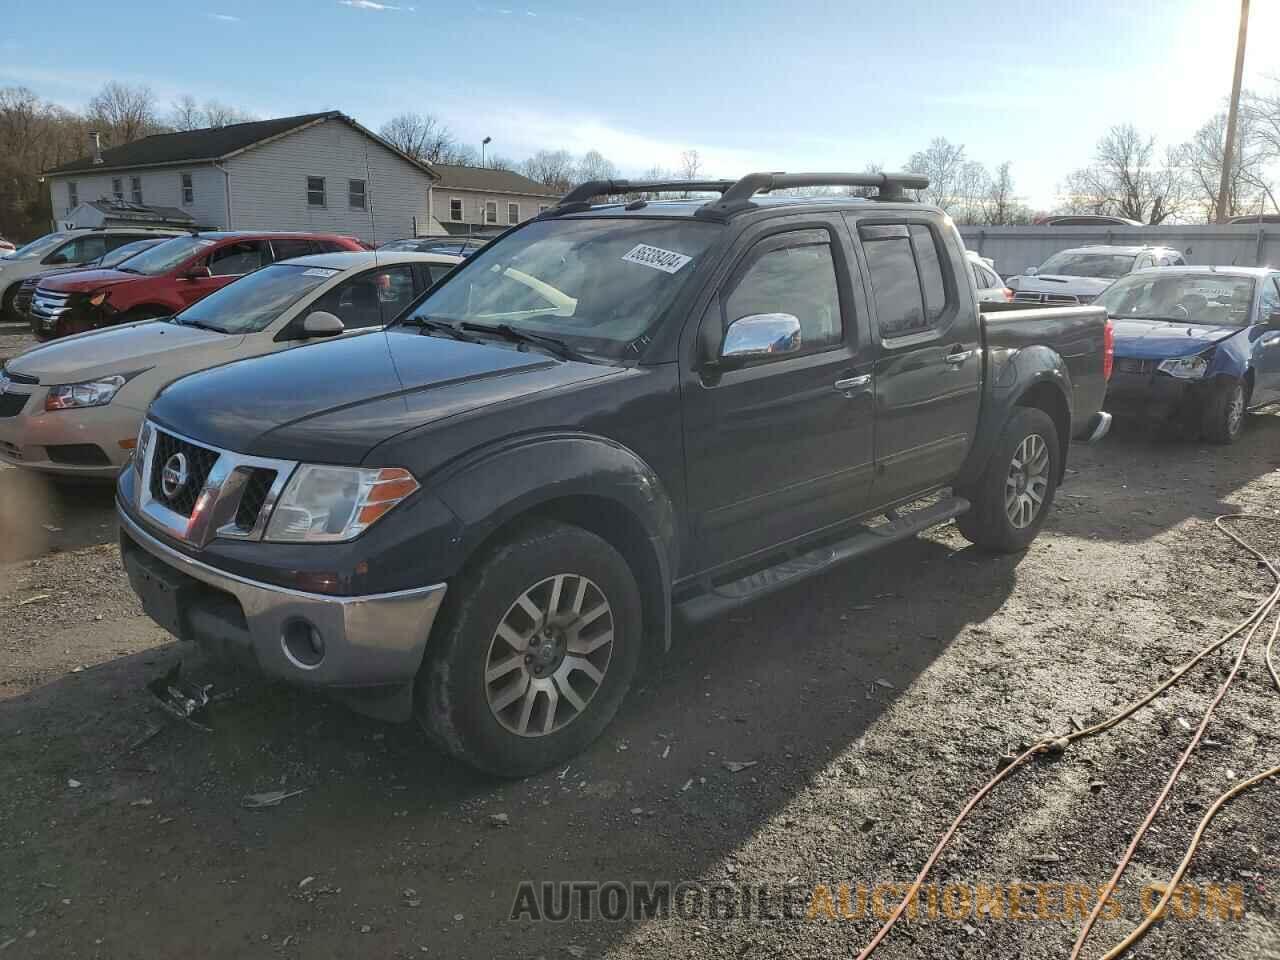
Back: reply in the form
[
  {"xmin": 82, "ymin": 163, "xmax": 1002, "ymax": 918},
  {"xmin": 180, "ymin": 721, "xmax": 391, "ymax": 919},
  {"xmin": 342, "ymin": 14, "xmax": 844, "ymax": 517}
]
[{"xmin": 29, "ymin": 232, "xmax": 365, "ymax": 340}]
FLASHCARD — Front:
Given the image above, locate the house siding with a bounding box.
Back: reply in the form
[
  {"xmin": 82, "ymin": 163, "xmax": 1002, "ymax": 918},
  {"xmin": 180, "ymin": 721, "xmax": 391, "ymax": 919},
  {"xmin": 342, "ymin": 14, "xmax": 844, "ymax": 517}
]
[
  {"xmin": 47, "ymin": 166, "xmax": 227, "ymax": 229},
  {"xmin": 223, "ymin": 119, "xmax": 432, "ymax": 243}
]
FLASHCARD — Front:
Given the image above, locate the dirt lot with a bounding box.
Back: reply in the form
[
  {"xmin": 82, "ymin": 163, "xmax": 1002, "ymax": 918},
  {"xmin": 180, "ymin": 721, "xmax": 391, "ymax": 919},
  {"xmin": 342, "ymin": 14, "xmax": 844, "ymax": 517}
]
[{"xmin": 1, "ymin": 415, "xmax": 1278, "ymax": 959}]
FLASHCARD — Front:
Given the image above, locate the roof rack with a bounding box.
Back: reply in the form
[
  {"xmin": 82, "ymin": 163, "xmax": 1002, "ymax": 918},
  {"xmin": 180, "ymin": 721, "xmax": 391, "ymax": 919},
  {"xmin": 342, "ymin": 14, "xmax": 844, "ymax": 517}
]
[{"xmin": 542, "ymin": 171, "xmax": 929, "ymax": 220}]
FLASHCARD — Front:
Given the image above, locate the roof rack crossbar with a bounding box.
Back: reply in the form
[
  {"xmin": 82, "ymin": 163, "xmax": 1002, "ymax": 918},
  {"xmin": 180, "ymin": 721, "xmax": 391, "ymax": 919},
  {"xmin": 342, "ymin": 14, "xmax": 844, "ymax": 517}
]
[
  {"xmin": 556, "ymin": 179, "xmax": 738, "ymax": 207},
  {"xmin": 697, "ymin": 171, "xmax": 930, "ymax": 218}
]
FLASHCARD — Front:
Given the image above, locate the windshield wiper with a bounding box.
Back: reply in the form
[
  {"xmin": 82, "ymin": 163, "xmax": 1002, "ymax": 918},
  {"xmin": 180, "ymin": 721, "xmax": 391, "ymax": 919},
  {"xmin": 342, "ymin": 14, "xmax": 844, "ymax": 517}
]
[
  {"xmin": 172, "ymin": 318, "xmax": 223, "ymax": 332},
  {"xmin": 459, "ymin": 322, "xmax": 591, "ymax": 362},
  {"xmin": 399, "ymin": 315, "xmax": 481, "ymax": 343},
  {"xmin": 116, "ymin": 267, "xmax": 143, "ymax": 275}
]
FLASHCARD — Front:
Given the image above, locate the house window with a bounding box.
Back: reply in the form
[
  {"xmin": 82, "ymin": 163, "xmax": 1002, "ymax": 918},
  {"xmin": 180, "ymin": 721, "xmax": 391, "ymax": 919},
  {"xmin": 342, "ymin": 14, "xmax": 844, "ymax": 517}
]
[
  {"xmin": 67, "ymin": 181, "xmax": 78, "ymax": 211},
  {"xmin": 112, "ymin": 178, "xmax": 123, "ymax": 201},
  {"xmin": 348, "ymin": 179, "xmax": 367, "ymax": 210},
  {"xmin": 484, "ymin": 200, "xmax": 498, "ymax": 224},
  {"xmin": 449, "ymin": 197, "xmax": 463, "ymax": 221},
  {"xmin": 307, "ymin": 176, "xmax": 326, "ymax": 207},
  {"xmin": 181, "ymin": 173, "xmax": 194, "ymax": 205},
  {"xmin": 130, "ymin": 176, "xmax": 142, "ymax": 204},
  {"xmin": 507, "ymin": 202, "xmax": 519, "ymax": 224}
]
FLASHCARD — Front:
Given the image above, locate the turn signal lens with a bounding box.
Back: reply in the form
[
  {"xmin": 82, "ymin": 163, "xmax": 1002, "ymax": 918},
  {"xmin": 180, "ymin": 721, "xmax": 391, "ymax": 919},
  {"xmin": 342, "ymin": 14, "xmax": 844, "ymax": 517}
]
[{"xmin": 264, "ymin": 465, "xmax": 420, "ymax": 543}]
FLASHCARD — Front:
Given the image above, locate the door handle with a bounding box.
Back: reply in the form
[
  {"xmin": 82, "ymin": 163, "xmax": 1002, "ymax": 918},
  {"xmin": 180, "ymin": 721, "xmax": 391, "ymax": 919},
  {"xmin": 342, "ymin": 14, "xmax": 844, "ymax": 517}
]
[
  {"xmin": 945, "ymin": 348, "xmax": 974, "ymax": 365},
  {"xmin": 834, "ymin": 374, "xmax": 871, "ymax": 393}
]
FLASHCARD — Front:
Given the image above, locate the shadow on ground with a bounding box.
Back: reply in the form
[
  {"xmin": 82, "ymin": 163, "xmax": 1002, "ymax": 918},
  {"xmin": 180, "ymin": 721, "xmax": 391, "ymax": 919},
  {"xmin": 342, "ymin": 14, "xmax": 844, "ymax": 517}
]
[{"xmin": 0, "ymin": 534, "xmax": 1021, "ymax": 958}]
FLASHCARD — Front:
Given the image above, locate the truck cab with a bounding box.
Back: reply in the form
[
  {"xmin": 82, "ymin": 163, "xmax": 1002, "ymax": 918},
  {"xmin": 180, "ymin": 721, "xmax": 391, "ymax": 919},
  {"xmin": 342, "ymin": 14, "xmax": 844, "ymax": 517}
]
[{"xmin": 116, "ymin": 172, "xmax": 1111, "ymax": 776}]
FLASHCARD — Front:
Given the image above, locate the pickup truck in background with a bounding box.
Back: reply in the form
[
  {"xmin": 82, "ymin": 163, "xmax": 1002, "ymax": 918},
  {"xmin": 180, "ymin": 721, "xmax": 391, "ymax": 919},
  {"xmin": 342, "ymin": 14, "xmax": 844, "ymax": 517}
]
[
  {"xmin": 1007, "ymin": 244, "xmax": 1186, "ymax": 305},
  {"xmin": 117, "ymin": 172, "xmax": 1113, "ymax": 776}
]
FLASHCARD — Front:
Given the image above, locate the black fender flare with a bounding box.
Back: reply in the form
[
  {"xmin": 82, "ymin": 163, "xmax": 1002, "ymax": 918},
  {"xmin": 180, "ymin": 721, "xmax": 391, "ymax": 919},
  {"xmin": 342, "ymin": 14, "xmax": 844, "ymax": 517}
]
[
  {"xmin": 957, "ymin": 346, "xmax": 1074, "ymax": 489},
  {"xmin": 430, "ymin": 432, "xmax": 678, "ymax": 652}
]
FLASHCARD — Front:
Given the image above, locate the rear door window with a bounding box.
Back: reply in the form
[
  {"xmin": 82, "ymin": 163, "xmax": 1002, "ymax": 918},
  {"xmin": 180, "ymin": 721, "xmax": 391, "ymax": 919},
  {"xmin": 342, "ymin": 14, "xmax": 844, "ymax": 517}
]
[
  {"xmin": 209, "ymin": 240, "xmax": 269, "ymax": 276},
  {"xmin": 47, "ymin": 235, "xmax": 107, "ymax": 264},
  {"xmin": 270, "ymin": 239, "xmax": 318, "ymax": 261},
  {"xmin": 859, "ymin": 222, "xmax": 955, "ymax": 339}
]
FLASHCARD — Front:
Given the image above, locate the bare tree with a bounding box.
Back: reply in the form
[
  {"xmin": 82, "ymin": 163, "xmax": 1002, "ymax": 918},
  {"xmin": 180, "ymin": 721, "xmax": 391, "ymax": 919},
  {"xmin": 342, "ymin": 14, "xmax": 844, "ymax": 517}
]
[
  {"xmin": 522, "ymin": 149, "xmax": 576, "ymax": 192},
  {"xmin": 575, "ymin": 150, "xmax": 617, "ymax": 183},
  {"xmin": 847, "ymin": 161, "xmax": 884, "ymax": 198},
  {"xmin": 487, "ymin": 154, "xmax": 515, "ymax": 172},
  {"xmin": 951, "ymin": 160, "xmax": 991, "ymax": 224},
  {"xmin": 978, "ymin": 161, "xmax": 1033, "ymax": 225},
  {"xmin": 170, "ymin": 96, "xmax": 255, "ymax": 131},
  {"xmin": 905, "ymin": 137, "xmax": 968, "ymax": 211},
  {"xmin": 1059, "ymin": 124, "xmax": 1187, "ymax": 224},
  {"xmin": 679, "ymin": 149, "xmax": 702, "ymax": 181},
  {"xmin": 378, "ymin": 112, "xmax": 458, "ymax": 164},
  {"xmin": 201, "ymin": 100, "xmax": 255, "ymax": 128},
  {"xmin": 170, "ymin": 95, "xmax": 203, "ymax": 131},
  {"xmin": 87, "ymin": 82, "xmax": 161, "ymax": 145},
  {"xmin": 1179, "ymin": 109, "xmax": 1271, "ymax": 221}
]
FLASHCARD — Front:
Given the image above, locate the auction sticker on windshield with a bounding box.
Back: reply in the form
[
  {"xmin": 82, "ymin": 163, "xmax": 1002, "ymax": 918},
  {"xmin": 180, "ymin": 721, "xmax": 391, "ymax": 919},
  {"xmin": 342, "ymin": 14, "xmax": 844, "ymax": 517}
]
[
  {"xmin": 302, "ymin": 268, "xmax": 340, "ymax": 278},
  {"xmin": 621, "ymin": 244, "xmax": 693, "ymax": 274}
]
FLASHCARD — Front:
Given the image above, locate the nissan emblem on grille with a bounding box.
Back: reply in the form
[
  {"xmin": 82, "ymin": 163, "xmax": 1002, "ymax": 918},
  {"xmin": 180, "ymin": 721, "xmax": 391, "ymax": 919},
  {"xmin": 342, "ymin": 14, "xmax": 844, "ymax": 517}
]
[{"xmin": 161, "ymin": 452, "xmax": 190, "ymax": 500}]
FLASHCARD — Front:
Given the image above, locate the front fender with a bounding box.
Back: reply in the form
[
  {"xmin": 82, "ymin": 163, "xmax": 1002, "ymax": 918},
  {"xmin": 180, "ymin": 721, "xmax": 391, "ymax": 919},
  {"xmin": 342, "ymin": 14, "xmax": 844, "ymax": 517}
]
[
  {"xmin": 1206, "ymin": 332, "xmax": 1251, "ymax": 382},
  {"xmin": 430, "ymin": 432, "xmax": 678, "ymax": 649}
]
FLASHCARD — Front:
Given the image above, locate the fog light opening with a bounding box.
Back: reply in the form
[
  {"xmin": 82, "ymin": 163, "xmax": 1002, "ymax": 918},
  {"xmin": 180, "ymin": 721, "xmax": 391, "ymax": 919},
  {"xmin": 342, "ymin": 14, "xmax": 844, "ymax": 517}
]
[{"xmin": 282, "ymin": 618, "xmax": 325, "ymax": 668}]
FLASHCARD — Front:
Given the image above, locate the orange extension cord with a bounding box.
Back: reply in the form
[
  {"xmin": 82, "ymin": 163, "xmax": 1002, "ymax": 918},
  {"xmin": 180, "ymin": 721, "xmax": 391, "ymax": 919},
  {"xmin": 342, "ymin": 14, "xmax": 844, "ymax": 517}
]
[{"xmin": 853, "ymin": 514, "xmax": 1280, "ymax": 960}]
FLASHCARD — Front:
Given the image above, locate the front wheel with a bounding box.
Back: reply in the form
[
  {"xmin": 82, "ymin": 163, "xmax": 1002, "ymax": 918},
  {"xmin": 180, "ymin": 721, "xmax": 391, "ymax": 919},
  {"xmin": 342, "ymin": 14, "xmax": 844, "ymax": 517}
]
[
  {"xmin": 416, "ymin": 521, "xmax": 642, "ymax": 777},
  {"xmin": 1201, "ymin": 377, "xmax": 1246, "ymax": 445},
  {"xmin": 956, "ymin": 407, "xmax": 1060, "ymax": 553}
]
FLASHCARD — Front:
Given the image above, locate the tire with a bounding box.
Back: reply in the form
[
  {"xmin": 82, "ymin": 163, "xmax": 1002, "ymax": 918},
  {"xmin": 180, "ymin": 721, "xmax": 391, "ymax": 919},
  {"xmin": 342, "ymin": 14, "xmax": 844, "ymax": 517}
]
[
  {"xmin": 956, "ymin": 406, "xmax": 1060, "ymax": 553},
  {"xmin": 1201, "ymin": 377, "xmax": 1246, "ymax": 445},
  {"xmin": 415, "ymin": 520, "xmax": 643, "ymax": 777},
  {"xmin": 1, "ymin": 284, "xmax": 17, "ymax": 323}
]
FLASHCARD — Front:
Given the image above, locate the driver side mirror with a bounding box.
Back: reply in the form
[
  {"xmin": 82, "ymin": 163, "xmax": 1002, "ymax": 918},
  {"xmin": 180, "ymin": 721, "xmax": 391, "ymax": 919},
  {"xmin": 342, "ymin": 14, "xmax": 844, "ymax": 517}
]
[
  {"xmin": 300, "ymin": 310, "xmax": 345, "ymax": 338},
  {"xmin": 719, "ymin": 313, "xmax": 802, "ymax": 365},
  {"xmin": 183, "ymin": 265, "xmax": 212, "ymax": 280}
]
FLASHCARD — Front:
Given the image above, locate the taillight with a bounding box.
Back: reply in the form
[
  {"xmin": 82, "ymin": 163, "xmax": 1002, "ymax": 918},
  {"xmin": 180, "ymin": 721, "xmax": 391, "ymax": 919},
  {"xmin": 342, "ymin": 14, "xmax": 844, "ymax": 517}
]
[
  {"xmin": 1103, "ymin": 319, "xmax": 1114, "ymax": 381},
  {"xmin": 1002, "ymin": 288, "xmax": 1014, "ymax": 302}
]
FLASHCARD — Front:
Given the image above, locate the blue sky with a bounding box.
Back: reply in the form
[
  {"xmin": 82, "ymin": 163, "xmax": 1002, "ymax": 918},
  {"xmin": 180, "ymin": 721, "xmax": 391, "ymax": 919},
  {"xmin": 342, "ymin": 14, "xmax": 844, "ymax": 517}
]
[{"xmin": 2, "ymin": 0, "xmax": 1276, "ymax": 208}]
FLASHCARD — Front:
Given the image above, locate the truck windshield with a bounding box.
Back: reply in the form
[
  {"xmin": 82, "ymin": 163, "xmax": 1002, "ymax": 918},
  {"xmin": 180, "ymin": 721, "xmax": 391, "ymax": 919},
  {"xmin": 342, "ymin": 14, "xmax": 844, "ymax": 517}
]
[
  {"xmin": 1037, "ymin": 251, "xmax": 1136, "ymax": 279},
  {"xmin": 117, "ymin": 236, "xmax": 218, "ymax": 276},
  {"xmin": 1096, "ymin": 274, "xmax": 1256, "ymax": 327},
  {"xmin": 400, "ymin": 217, "xmax": 721, "ymax": 359},
  {"xmin": 172, "ymin": 263, "xmax": 339, "ymax": 334}
]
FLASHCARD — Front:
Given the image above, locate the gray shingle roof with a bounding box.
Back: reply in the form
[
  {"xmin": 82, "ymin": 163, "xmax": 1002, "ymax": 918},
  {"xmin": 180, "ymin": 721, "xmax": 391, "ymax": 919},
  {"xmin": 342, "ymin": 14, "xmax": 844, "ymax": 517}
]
[
  {"xmin": 44, "ymin": 112, "xmax": 436, "ymax": 179},
  {"xmin": 430, "ymin": 163, "xmax": 561, "ymax": 198}
]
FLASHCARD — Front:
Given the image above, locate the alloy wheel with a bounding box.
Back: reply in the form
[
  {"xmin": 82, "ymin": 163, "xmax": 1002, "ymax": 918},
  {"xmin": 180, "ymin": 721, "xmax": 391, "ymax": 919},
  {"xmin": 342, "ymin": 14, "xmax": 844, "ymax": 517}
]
[
  {"xmin": 1005, "ymin": 433, "xmax": 1050, "ymax": 529},
  {"xmin": 484, "ymin": 574, "xmax": 615, "ymax": 737}
]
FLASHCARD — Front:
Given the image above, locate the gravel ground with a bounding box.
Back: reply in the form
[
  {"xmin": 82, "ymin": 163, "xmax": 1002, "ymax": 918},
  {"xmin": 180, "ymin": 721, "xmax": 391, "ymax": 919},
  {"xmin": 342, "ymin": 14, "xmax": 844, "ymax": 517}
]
[{"xmin": 1, "ymin": 418, "xmax": 1278, "ymax": 959}]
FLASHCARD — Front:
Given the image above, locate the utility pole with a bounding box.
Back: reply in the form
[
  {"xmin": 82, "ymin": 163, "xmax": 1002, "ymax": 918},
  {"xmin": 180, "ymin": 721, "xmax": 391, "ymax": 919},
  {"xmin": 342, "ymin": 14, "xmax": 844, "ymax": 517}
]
[{"xmin": 1215, "ymin": 0, "xmax": 1250, "ymax": 223}]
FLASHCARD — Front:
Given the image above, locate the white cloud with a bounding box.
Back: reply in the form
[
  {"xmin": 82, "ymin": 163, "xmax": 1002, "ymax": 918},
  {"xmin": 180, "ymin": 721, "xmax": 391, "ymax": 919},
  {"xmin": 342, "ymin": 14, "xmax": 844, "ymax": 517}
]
[
  {"xmin": 339, "ymin": 0, "xmax": 411, "ymax": 10},
  {"xmin": 207, "ymin": 12, "xmax": 241, "ymax": 21}
]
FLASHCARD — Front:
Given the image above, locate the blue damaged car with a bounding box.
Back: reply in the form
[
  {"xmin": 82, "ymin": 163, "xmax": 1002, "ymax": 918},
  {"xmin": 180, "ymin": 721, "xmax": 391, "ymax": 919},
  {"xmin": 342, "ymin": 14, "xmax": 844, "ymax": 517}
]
[{"xmin": 1096, "ymin": 266, "xmax": 1280, "ymax": 443}]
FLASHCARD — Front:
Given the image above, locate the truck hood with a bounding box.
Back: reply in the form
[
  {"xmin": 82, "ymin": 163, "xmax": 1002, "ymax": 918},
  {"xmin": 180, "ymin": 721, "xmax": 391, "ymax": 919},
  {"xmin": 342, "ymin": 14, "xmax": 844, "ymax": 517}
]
[
  {"xmin": 5, "ymin": 321, "xmax": 241, "ymax": 384},
  {"xmin": 1111, "ymin": 317, "xmax": 1242, "ymax": 359},
  {"xmin": 39, "ymin": 268, "xmax": 140, "ymax": 293},
  {"xmin": 1010, "ymin": 275, "xmax": 1115, "ymax": 297},
  {"xmin": 148, "ymin": 328, "xmax": 624, "ymax": 463}
]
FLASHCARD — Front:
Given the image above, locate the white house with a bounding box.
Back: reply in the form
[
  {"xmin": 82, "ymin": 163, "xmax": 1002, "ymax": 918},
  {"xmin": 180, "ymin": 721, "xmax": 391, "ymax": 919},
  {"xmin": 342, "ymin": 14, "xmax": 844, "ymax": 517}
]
[{"xmin": 43, "ymin": 112, "xmax": 441, "ymax": 243}]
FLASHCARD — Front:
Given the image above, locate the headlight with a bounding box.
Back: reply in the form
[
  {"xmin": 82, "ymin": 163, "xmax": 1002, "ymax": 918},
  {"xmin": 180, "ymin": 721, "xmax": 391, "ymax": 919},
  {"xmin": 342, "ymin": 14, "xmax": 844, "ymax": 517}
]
[
  {"xmin": 1157, "ymin": 355, "xmax": 1209, "ymax": 379},
  {"xmin": 264, "ymin": 464, "xmax": 419, "ymax": 543},
  {"xmin": 44, "ymin": 375, "xmax": 126, "ymax": 410}
]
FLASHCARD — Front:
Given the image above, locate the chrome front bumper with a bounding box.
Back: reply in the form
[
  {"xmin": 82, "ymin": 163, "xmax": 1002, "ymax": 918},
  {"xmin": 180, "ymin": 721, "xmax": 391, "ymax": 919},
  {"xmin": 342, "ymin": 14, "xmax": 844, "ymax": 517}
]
[{"xmin": 119, "ymin": 506, "xmax": 447, "ymax": 710}]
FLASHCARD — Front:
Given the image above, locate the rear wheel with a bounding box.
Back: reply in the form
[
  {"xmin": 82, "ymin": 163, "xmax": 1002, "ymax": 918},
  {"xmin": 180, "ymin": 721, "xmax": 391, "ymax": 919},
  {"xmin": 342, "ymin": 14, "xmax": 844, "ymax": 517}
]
[
  {"xmin": 1201, "ymin": 377, "xmax": 1246, "ymax": 445},
  {"xmin": 957, "ymin": 407, "xmax": 1060, "ymax": 553},
  {"xmin": 1, "ymin": 284, "xmax": 17, "ymax": 323},
  {"xmin": 415, "ymin": 521, "xmax": 642, "ymax": 777}
]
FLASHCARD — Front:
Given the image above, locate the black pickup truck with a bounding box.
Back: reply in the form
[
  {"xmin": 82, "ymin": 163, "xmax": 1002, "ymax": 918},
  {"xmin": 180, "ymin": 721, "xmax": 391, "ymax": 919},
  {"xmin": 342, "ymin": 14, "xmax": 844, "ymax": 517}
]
[{"xmin": 116, "ymin": 172, "xmax": 1112, "ymax": 776}]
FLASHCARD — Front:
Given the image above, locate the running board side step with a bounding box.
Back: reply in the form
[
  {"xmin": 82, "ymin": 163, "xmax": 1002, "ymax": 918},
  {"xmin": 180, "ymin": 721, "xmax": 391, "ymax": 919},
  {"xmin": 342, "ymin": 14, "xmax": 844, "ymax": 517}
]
[{"xmin": 675, "ymin": 496, "xmax": 970, "ymax": 626}]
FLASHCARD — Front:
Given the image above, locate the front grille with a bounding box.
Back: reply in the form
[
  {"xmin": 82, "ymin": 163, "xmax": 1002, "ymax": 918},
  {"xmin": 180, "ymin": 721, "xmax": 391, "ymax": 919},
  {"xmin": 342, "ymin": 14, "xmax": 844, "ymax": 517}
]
[
  {"xmin": 234, "ymin": 468, "xmax": 278, "ymax": 531},
  {"xmin": 13, "ymin": 280, "xmax": 38, "ymax": 315},
  {"xmin": 1013, "ymin": 291, "xmax": 1081, "ymax": 305},
  {"xmin": 148, "ymin": 430, "xmax": 220, "ymax": 517},
  {"xmin": 1115, "ymin": 358, "xmax": 1155, "ymax": 375},
  {"xmin": 0, "ymin": 391, "xmax": 29, "ymax": 417},
  {"xmin": 30, "ymin": 288, "xmax": 71, "ymax": 325}
]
